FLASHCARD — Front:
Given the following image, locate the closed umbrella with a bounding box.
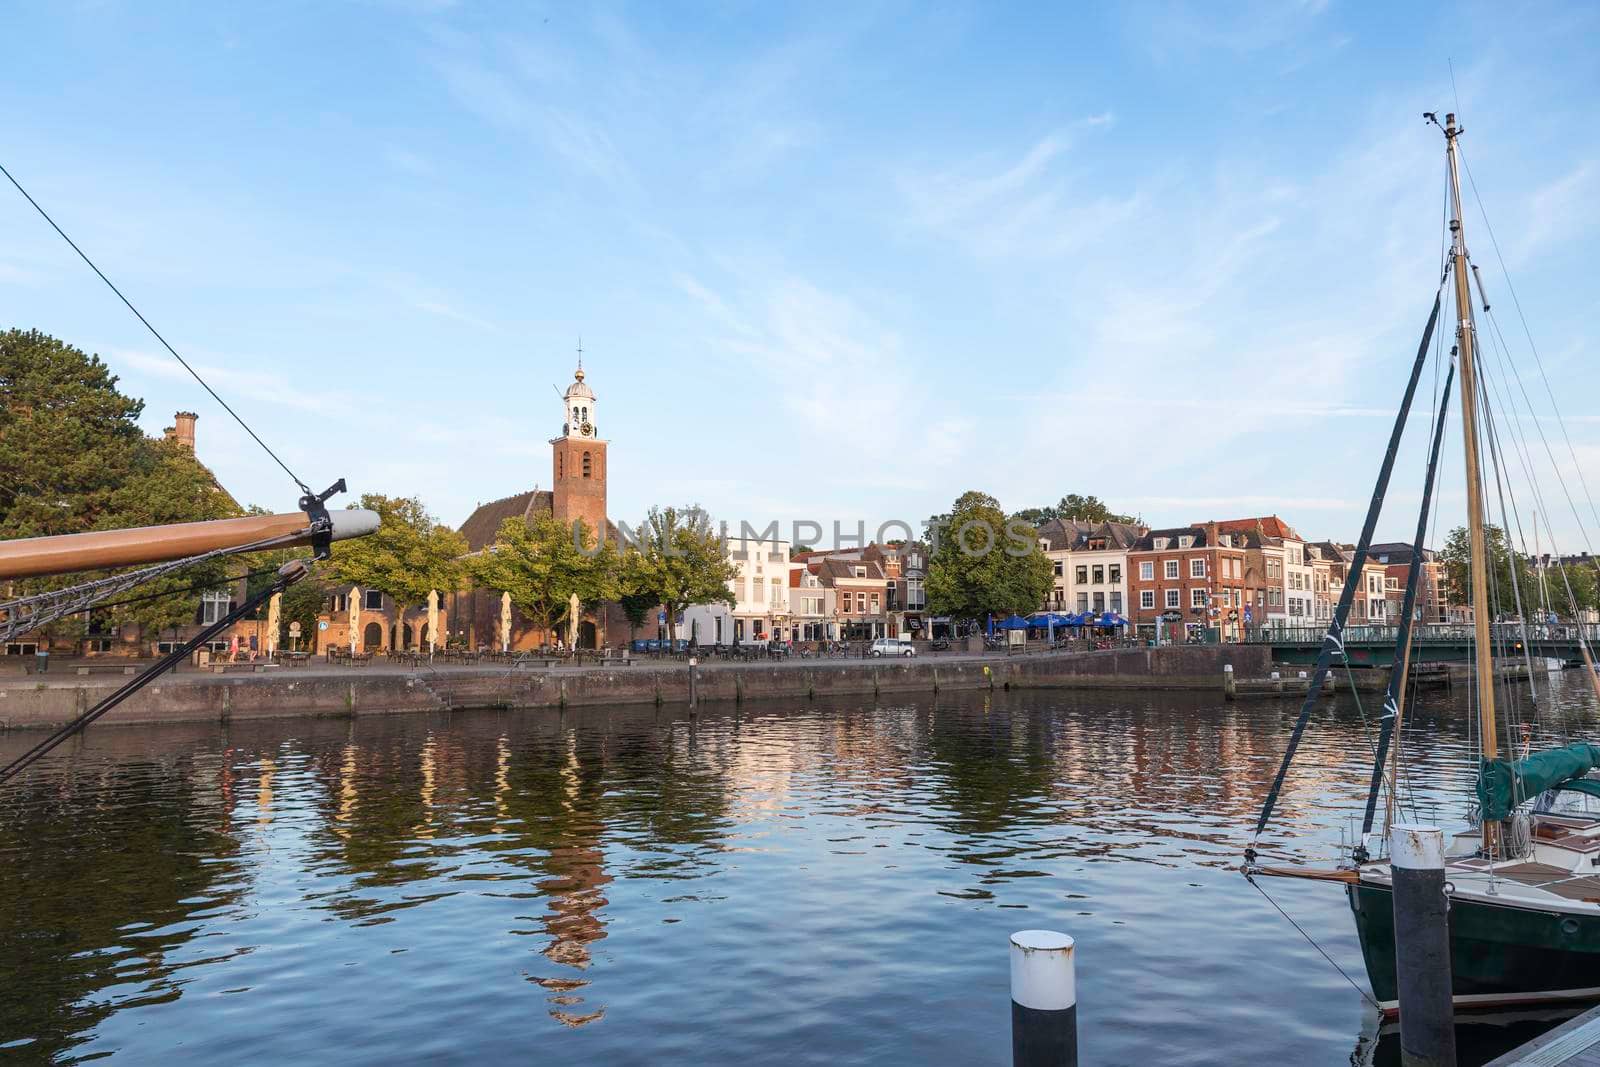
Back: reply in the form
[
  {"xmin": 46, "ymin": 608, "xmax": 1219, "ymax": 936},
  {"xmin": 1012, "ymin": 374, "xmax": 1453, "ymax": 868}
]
[
  {"xmin": 427, "ymin": 590, "xmax": 439, "ymax": 656},
  {"xmin": 568, "ymin": 592, "xmax": 581, "ymax": 648},
  {"xmin": 349, "ymin": 588, "xmax": 359, "ymax": 655},
  {"xmin": 265, "ymin": 591, "xmax": 281, "ymax": 656},
  {"xmin": 500, "ymin": 591, "xmax": 512, "ymax": 653}
]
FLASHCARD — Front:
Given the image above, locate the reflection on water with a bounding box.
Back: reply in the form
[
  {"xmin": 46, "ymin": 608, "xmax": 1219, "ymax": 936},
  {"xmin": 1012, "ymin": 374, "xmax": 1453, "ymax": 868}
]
[{"xmin": 1, "ymin": 678, "xmax": 1597, "ymax": 1065}]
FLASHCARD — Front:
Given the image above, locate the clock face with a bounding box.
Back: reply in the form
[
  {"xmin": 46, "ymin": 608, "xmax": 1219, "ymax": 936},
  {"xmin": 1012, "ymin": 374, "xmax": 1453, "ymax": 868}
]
[{"xmin": 580, "ymin": 421, "xmax": 593, "ymax": 436}]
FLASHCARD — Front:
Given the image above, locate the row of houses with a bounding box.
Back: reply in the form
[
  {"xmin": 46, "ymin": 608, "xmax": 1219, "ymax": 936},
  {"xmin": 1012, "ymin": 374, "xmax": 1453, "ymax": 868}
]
[
  {"xmin": 678, "ymin": 538, "xmax": 928, "ymax": 645},
  {"xmin": 1039, "ymin": 515, "xmax": 1456, "ymax": 641}
]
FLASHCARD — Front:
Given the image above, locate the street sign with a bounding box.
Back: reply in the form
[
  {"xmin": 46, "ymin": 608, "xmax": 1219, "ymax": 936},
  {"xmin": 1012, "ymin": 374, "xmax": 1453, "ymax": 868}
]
[
  {"xmin": 658, "ymin": 611, "xmax": 666, "ymax": 624},
  {"xmin": 318, "ymin": 620, "xmax": 329, "ymax": 631},
  {"xmin": 289, "ymin": 621, "xmax": 302, "ymax": 635}
]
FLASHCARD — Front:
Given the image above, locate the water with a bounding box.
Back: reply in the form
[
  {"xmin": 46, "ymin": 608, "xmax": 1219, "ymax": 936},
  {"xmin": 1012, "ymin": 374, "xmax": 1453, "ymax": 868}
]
[{"xmin": 2, "ymin": 678, "xmax": 1597, "ymax": 1065}]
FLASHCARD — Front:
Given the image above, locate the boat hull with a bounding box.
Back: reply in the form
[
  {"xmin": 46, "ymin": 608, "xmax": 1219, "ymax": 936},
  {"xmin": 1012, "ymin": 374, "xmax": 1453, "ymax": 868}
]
[{"xmin": 1349, "ymin": 881, "xmax": 1600, "ymax": 1007}]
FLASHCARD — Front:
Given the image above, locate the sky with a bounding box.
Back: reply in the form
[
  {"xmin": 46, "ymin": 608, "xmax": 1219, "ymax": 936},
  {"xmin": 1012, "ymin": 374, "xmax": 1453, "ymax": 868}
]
[{"xmin": 3, "ymin": 1, "xmax": 1598, "ymax": 554}]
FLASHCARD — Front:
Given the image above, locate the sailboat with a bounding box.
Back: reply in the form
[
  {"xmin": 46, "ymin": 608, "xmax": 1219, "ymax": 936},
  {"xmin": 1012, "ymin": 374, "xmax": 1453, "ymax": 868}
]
[{"xmin": 1247, "ymin": 112, "xmax": 1600, "ymax": 1015}]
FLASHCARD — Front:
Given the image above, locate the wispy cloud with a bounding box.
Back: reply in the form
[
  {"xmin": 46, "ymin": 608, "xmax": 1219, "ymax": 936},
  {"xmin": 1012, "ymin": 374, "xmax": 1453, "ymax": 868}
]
[{"xmin": 415, "ymin": 300, "xmax": 500, "ymax": 333}]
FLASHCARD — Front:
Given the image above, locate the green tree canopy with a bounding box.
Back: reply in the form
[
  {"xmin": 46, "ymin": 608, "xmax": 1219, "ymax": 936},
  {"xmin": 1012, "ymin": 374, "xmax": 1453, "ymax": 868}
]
[
  {"xmin": 624, "ymin": 505, "xmax": 736, "ymax": 646},
  {"xmin": 1011, "ymin": 493, "xmax": 1140, "ymax": 527},
  {"xmin": 326, "ymin": 494, "xmax": 467, "ymax": 619},
  {"xmin": 1439, "ymin": 524, "xmax": 1534, "ymax": 619},
  {"xmin": 465, "ymin": 512, "xmax": 618, "ymax": 642},
  {"xmin": 925, "ymin": 490, "xmax": 1054, "ymax": 621}
]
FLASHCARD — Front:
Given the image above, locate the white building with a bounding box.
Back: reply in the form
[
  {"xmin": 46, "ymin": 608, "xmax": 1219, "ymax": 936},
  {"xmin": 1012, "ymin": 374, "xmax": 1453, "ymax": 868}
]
[
  {"xmin": 680, "ymin": 534, "xmax": 792, "ymax": 645},
  {"xmin": 1038, "ymin": 519, "xmax": 1145, "ymax": 617}
]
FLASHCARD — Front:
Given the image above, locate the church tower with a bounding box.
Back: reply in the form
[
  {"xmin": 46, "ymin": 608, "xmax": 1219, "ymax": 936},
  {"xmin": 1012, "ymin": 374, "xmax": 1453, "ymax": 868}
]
[{"xmin": 550, "ymin": 358, "xmax": 608, "ymax": 540}]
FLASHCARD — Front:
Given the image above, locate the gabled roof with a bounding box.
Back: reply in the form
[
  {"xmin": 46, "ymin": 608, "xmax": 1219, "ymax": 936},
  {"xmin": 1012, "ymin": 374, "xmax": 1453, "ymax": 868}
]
[
  {"xmin": 1130, "ymin": 526, "xmax": 1211, "ymax": 551},
  {"xmin": 1212, "ymin": 515, "xmax": 1303, "ymax": 540},
  {"xmin": 1036, "ymin": 518, "xmax": 1146, "ymax": 552},
  {"xmin": 1368, "ymin": 542, "xmax": 1434, "ymax": 565},
  {"xmin": 458, "ymin": 490, "xmax": 552, "ymax": 552},
  {"xmin": 815, "ymin": 557, "xmax": 884, "ymax": 583}
]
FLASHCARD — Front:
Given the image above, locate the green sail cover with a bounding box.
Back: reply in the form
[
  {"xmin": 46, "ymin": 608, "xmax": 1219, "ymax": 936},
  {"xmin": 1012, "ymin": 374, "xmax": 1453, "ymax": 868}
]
[{"xmin": 1477, "ymin": 743, "xmax": 1600, "ymax": 821}]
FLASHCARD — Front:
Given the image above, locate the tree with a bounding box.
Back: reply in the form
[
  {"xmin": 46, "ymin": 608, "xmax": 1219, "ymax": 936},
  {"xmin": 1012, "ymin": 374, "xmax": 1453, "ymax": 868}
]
[
  {"xmin": 465, "ymin": 512, "xmax": 618, "ymax": 645},
  {"xmin": 1439, "ymin": 524, "xmax": 1534, "ymax": 619},
  {"xmin": 1007, "ymin": 494, "xmax": 1140, "ymax": 528},
  {"xmin": 625, "ymin": 505, "xmax": 736, "ymax": 647},
  {"xmin": 99, "ymin": 437, "xmax": 246, "ymax": 636},
  {"xmin": 925, "ymin": 490, "xmax": 1054, "ymax": 622},
  {"xmin": 0, "ymin": 328, "xmax": 145, "ymax": 540},
  {"xmin": 326, "ymin": 494, "xmax": 467, "ymax": 644}
]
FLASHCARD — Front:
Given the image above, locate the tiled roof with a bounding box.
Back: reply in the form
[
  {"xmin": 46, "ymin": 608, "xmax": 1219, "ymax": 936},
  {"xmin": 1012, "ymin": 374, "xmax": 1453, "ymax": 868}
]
[
  {"xmin": 458, "ymin": 490, "xmax": 552, "ymax": 552},
  {"xmin": 1213, "ymin": 515, "xmax": 1302, "ymax": 540},
  {"xmin": 1130, "ymin": 526, "xmax": 1210, "ymax": 551}
]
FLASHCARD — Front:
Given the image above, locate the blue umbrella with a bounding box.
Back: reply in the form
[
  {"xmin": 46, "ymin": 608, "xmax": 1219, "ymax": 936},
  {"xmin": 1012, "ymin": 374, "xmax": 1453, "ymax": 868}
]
[
  {"xmin": 999, "ymin": 614, "xmax": 1031, "ymax": 630},
  {"xmin": 1098, "ymin": 611, "xmax": 1129, "ymax": 628}
]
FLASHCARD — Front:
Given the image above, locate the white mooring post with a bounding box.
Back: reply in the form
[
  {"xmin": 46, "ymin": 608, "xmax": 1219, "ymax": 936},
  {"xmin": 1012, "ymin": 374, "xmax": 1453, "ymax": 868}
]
[
  {"xmin": 1390, "ymin": 823, "xmax": 1456, "ymax": 1067},
  {"xmin": 1010, "ymin": 930, "xmax": 1076, "ymax": 1067}
]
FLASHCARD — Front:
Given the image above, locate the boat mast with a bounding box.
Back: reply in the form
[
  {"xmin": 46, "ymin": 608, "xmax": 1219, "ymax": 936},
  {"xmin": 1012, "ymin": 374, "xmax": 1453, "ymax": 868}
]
[{"xmin": 1444, "ymin": 112, "xmax": 1502, "ymax": 849}]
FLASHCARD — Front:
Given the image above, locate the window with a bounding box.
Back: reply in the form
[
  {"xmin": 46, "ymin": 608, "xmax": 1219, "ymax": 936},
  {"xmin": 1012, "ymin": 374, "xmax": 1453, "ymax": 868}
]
[
  {"xmin": 1140, "ymin": 561, "xmax": 1153, "ymax": 581},
  {"xmin": 1110, "ymin": 592, "xmax": 1122, "ymax": 612},
  {"xmin": 1165, "ymin": 589, "xmax": 1181, "ymax": 609},
  {"xmin": 201, "ymin": 589, "xmax": 231, "ymax": 625},
  {"xmin": 1077, "ymin": 593, "xmax": 1089, "ymax": 612},
  {"xmin": 870, "ymin": 593, "xmax": 880, "ymax": 613},
  {"xmin": 1267, "ymin": 559, "xmax": 1281, "ymax": 579},
  {"xmin": 1191, "ymin": 588, "xmax": 1208, "ymax": 608},
  {"xmin": 85, "ymin": 638, "xmax": 113, "ymax": 653},
  {"xmin": 1092, "ymin": 565, "xmax": 1105, "ymax": 585},
  {"xmin": 364, "ymin": 589, "xmax": 384, "ymax": 611},
  {"xmin": 1093, "ymin": 592, "xmax": 1105, "ymax": 612},
  {"xmin": 1140, "ymin": 590, "xmax": 1155, "ymax": 610},
  {"xmin": 754, "ymin": 580, "xmax": 766, "ymax": 603},
  {"xmin": 155, "ymin": 641, "xmax": 180, "ymax": 654},
  {"xmin": 1189, "ymin": 558, "xmax": 1205, "ymax": 578},
  {"xmin": 1164, "ymin": 560, "xmax": 1179, "ymax": 580},
  {"xmin": 855, "ymin": 567, "xmax": 867, "ymax": 578},
  {"xmin": 1053, "ymin": 560, "xmax": 1063, "ymax": 577},
  {"xmin": 1153, "ymin": 537, "xmax": 1168, "ymax": 550},
  {"xmin": 1109, "ymin": 565, "xmax": 1121, "ymax": 584},
  {"xmin": 1075, "ymin": 565, "xmax": 1088, "ymax": 584},
  {"xmin": 582, "ymin": 451, "xmax": 592, "ymax": 478},
  {"xmin": 1178, "ymin": 535, "xmax": 1193, "ymax": 549}
]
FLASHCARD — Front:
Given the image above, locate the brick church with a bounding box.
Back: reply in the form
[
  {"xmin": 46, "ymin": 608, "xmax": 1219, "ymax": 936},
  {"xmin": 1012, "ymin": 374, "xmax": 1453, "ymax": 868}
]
[{"xmin": 455, "ymin": 360, "xmax": 627, "ymax": 649}]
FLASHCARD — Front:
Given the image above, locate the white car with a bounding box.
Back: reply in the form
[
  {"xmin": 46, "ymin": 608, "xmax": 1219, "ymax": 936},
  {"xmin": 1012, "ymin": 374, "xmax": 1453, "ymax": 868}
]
[{"xmin": 869, "ymin": 638, "xmax": 916, "ymax": 658}]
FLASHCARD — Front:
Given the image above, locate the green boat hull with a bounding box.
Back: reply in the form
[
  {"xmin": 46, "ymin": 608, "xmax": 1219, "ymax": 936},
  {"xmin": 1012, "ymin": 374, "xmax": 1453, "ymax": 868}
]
[{"xmin": 1349, "ymin": 881, "xmax": 1600, "ymax": 1004}]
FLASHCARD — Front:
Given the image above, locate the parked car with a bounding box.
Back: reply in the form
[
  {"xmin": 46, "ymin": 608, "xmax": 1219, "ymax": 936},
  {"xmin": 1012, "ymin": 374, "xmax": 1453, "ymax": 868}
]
[{"xmin": 869, "ymin": 638, "xmax": 916, "ymax": 658}]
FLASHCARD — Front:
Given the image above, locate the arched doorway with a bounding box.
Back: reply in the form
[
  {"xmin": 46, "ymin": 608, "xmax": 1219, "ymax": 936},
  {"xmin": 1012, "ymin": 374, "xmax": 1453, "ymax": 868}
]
[
  {"xmin": 402, "ymin": 623, "xmax": 414, "ymax": 649},
  {"xmin": 578, "ymin": 620, "xmax": 597, "ymax": 649},
  {"xmin": 363, "ymin": 622, "xmax": 383, "ymax": 650}
]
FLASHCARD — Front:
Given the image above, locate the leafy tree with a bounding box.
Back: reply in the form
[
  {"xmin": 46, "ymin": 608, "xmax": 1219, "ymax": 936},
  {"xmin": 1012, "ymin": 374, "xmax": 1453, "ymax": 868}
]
[
  {"xmin": 1011, "ymin": 506, "xmax": 1057, "ymax": 526},
  {"xmin": 1439, "ymin": 524, "xmax": 1535, "ymax": 619},
  {"xmin": 465, "ymin": 512, "xmax": 618, "ymax": 644},
  {"xmin": 925, "ymin": 490, "xmax": 1053, "ymax": 622},
  {"xmin": 99, "ymin": 438, "xmax": 246, "ymax": 635},
  {"xmin": 616, "ymin": 581, "xmax": 659, "ymax": 645},
  {"xmin": 0, "ymin": 328, "xmax": 145, "ymax": 539},
  {"xmin": 1005, "ymin": 494, "xmax": 1140, "ymax": 529},
  {"xmin": 625, "ymin": 505, "xmax": 736, "ymax": 647},
  {"xmin": 326, "ymin": 494, "xmax": 467, "ymax": 643}
]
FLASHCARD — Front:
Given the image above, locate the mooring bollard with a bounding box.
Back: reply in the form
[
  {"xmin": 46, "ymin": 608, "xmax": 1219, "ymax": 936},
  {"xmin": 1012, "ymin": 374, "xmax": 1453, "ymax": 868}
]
[
  {"xmin": 688, "ymin": 657, "xmax": 698, "ymax": 709},
  {"xmin": 1010, "ymin": 930, "xmax": 1076, "ymax": 1067},
  {"xmin": 1222, "ymin": 663, "xmax": 1236, "ymax": 701},
  {"xmin": 1390, "ymin": 823, "xmax": 1456, "ymax": 1067}
]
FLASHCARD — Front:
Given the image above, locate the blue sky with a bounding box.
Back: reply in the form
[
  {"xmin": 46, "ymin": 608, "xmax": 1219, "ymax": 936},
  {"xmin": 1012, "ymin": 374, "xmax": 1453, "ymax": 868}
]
[{"xmin": 4, "ymin": 1, "xmax": 1597, "ymax": 552}]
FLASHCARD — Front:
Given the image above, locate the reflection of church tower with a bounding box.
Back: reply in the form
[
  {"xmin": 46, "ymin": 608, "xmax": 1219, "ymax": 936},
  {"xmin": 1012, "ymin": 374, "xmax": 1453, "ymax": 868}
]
[{"xmin": 550, "ymin": 355, "xmax": 607, "ymax": 539}]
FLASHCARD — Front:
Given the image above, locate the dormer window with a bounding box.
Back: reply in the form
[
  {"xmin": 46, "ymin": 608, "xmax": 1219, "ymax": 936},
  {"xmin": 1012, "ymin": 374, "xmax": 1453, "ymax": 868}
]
[
  {"xmin": 1178, "ymin": 535, "xmax": 1193, "ymax": 549},
  {"xmin": 1153, "ymin": 537, "xmax": 1168, "ymax": 550},
  {"xmin": 854, "ymin": 567, "xmax": 866, "ymax": 578}
]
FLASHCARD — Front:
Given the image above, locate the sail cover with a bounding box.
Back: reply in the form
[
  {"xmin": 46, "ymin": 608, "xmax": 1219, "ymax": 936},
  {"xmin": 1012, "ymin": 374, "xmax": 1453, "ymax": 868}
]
[{"xmin": 1477, "ymin": 743, "xmax": 1600, "ymax": 822}]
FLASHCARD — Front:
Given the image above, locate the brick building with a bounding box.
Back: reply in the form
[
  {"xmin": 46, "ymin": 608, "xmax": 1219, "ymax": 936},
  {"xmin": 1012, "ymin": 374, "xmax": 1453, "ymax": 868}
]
[{"xmin": 1127, "ymin": 522, "xmax": 1249, "ymax": 641}]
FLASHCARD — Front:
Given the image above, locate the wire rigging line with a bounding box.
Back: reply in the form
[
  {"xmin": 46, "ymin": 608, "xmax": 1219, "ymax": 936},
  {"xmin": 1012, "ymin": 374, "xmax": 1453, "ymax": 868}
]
[
  {"xmin": 1245, "ymin": 875, "xmax": 1380, "ymax": 1010},
  {"xmin": 0, "ymin": 161, "xmax": 312, "ymax": 496}
]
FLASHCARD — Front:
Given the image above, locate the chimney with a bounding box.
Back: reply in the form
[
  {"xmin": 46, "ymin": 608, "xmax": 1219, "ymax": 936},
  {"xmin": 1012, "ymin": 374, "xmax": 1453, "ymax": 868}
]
[{"xmin": 172, "ymin": 411, "xmax": 198, "ymax": 452}]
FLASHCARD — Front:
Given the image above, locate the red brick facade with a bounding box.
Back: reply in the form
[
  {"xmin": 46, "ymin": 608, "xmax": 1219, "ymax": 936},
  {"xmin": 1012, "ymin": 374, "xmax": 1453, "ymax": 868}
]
[{"xmin": 1127, "ymin": 523, "xmax": 1249, "ymax": 640}]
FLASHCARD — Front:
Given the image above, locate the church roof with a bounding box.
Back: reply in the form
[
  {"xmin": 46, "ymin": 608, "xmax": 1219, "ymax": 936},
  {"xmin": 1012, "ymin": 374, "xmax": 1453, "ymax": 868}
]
[{"xmin": 459, "ymin": 490, "xmax": 553, "ymax": 552}]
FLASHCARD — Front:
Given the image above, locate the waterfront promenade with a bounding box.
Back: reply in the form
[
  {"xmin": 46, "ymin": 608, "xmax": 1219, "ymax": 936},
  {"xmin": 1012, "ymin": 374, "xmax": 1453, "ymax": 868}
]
[{"xmin": 0, "ymin": 644, "xmax": 1274, "ymax": 730}]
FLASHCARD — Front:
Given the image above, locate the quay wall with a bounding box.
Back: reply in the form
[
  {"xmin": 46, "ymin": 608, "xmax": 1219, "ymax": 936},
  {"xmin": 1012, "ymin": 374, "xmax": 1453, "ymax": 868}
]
[{"xmin": 0, "ymin": 645, "xmax": 1274, "ymax": 731}]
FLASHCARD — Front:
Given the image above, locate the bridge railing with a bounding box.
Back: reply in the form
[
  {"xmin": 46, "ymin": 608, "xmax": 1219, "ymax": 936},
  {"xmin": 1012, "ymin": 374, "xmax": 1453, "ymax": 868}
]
[{"xmin": 1242, "ymin": 621, "xmax": 1600, "ymax": 647}]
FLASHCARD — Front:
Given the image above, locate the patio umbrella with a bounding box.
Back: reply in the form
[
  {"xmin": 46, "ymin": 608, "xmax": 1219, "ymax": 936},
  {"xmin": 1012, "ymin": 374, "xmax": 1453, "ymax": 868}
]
[
  {"xmin": 500, "ymin": 591, "xmax": 512, "ymax": 653},
  {"xmin": 427, "ymin": 589, "xmax": 439, "ymax": 655},
  {"xmin": 999, "ymin": 614, "xmax": 1030, "ymax": 630},
  {"xmin": 265, "ymin": 592, "xmax": 281, "ymax": 655},
  {"xmin": 568, "ymin": 592, "xmax": 581, "ymax": 647},
  {"xmin": 349, "ymin": 587, "xmax": 360, "ymax": 654}
]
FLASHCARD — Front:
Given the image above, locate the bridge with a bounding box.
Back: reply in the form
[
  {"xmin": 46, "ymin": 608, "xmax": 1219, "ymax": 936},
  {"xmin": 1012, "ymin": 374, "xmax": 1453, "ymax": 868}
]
[{"xmin": 1243, "ymin": 623, "xmax": 1600, "ymax": 668}]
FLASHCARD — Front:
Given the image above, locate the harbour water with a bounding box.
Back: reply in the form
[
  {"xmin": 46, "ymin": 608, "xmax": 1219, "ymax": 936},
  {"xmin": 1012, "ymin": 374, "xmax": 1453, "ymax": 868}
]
[{"xmin": 3, "ymin": 679, "xmax": 1598, "ymax": 1065}]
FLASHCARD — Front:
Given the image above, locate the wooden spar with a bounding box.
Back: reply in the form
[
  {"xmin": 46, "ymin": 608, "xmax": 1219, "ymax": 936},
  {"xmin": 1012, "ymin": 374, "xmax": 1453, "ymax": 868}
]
[
  {"xmin": 0, "ymin": 509, "xmax": 380, "ymax": 580},
  {"xmin": 1250, "ymin": 865, "xmax": 1361, "ymax": 885},
  {"xmin": 1446, "ymin": 112, "xmax": 1502, "ymax": 853}
]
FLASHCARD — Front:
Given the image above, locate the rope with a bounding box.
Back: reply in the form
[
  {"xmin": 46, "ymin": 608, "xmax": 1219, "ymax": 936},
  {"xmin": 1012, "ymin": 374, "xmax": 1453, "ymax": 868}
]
[
  {"xmin": 1245, "ymin": 874, "xmax": 1381, "ymax": 1010},
  {"xmin": 0, "ymin": 160, "xmax": 311, "ymax": 496}
]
